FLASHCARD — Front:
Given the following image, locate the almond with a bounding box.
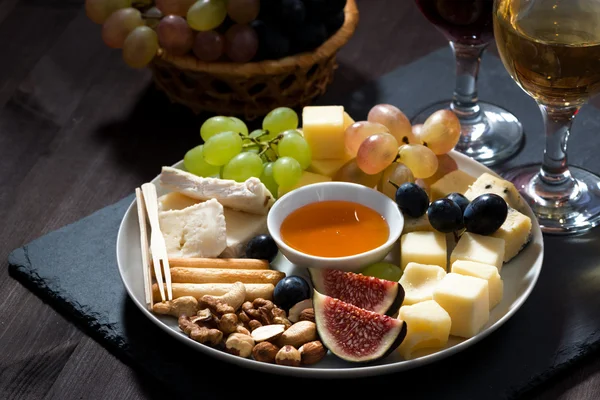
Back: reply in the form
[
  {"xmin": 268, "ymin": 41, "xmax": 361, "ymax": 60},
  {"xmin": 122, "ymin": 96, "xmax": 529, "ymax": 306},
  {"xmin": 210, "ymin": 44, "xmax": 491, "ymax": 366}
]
[
  {"xmin": 251, "ymin": 324, "xmax": 285, "ymax": 342},
  {"xmin": 277, "ymin": 320, "xmax": 317, "ymax": 348}
]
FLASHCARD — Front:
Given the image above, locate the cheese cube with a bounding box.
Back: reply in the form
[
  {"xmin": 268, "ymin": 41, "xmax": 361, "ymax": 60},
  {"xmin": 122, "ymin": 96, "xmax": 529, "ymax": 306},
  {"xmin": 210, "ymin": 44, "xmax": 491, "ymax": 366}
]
[
  {"xmin": 451, "ymin": 260, "xmax": 503, "ymax": 309},
  {"xmin": 400, "ymin": 231, "xmax": 447, "ymax": 271},
  {"xmin": 220, "ymin": 208, "xmax": 269, "ymax": 258},
  {"xmin": 343, "ymin": 111, "xmax": 355, "ymax": 129},
  {"xmin": 433, "ymin": 273, "xmax": 489, "ymax": 338},
  {"xmin": 464, "ymin": 172, "xmax": 525, "ymax": 211},
  {"xmin": 308, "ymin": 158, "xmax": 350, "ymax": 178},
  {"xmin": 402, "ymin": 214, "xmax": 434, "ymax": 234},
  {"xmin": 450, "ymin": 232, "xmax": 505, "ymax": 272},
  {"xmin": 158, "ymin": 192, "xmax": 200, "ymax": 211},
  {"xmin": 399, "ymin": 263, "xmax": 447, "ymax": 305},
  {"xmin": 491, "ymin": 207, "xmax": 532, "ymax": 262},
  {"xmin": 278, "ymin": 171, "xmax": 332, "ymax": 198},
  {"xmin": 398, "ymin": 300, "xmax": 451, "ymax": 360},
  {"xmin": 302, "ymin": 106, "xmax": 346, "ymax": 160},
  {"xmin": 430, "ymin": 170, "xmax": 476, "ymax": 200}
]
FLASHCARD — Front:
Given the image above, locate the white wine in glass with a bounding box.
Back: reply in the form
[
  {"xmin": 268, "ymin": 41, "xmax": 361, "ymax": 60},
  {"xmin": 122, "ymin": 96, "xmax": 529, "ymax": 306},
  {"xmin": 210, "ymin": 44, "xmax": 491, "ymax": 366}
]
[{"xmin": 494, "ymin": 0, "xmax": 600, "ymax": 234}]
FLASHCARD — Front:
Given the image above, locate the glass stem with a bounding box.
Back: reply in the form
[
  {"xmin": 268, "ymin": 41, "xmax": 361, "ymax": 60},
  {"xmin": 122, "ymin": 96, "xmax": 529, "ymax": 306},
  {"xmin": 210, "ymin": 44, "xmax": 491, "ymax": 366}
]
[
  {"xmin": 538, "ymin": 105, "xmax": 578, "ymax": 183},
  {"xmin": 449, "ymin": 42, "xmax": 488, "ymax": 122},
  {"xmin": 535, "ymin": 104, "xmax": 580, "ymax": 202}
]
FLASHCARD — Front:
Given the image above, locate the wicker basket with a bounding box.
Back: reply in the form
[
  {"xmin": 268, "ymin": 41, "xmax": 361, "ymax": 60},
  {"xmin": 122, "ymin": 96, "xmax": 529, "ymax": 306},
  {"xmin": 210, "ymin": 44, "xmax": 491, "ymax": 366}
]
[{"xmin": 149, "ymin": 0, "xmax": 359, "ymax": 120}]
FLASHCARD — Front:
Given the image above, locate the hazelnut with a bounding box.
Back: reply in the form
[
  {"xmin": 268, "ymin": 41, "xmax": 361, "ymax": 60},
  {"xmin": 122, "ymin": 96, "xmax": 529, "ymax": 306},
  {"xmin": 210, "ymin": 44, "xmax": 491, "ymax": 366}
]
[
  {"xmin": 299, "ymin": 341, "xmax": 327, "ymax": 365},
  {"xmin": 252, "ymin": 342, "xmax": 280, "ymax": 363},
  {"xmin": 217, "ymin": 313, "xmax": 239, "ymax": 334},
  {"xmin": 299, "ymin": 308, "xmax": 315, "ymax": 323},
  {"xmin": 225, "ymin": 333, "xmax": 255, "ymax": 358},
  {"xmin": 275, "ymin": 345, "xmax": 301, "ymax": 367},
  {"xmin": 236, "ymin": 325, "xmax": 251, "ymax": 336},
  {"xmin": 248, "ymin": 319, "xmax": 263, "ymax": 331}
]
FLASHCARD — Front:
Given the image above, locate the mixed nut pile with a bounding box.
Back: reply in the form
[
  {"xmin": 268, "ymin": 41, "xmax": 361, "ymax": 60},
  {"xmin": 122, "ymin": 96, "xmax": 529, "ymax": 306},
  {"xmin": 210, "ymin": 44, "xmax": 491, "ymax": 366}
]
[{"xmin": 153, "ymin": 282, "xmax": 326, "ymax": 366}]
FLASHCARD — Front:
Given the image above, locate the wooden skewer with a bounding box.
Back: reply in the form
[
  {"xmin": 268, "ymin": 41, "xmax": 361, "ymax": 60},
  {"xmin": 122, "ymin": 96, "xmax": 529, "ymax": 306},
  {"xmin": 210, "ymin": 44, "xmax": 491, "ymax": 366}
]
[
  {"xmin": 135, "ymin": 188, "xmax": 153, "ymax": 310},
  {"xmin": 154, "ymin": 267, "xmax": 285, "ymax": 285},
  {"xmin": 152, "ymin": 283, "xmax": 275, "ymax": 302},
  {"xmin": 168, "ymin": 257, "xmax": 269, "ymax": 269}
]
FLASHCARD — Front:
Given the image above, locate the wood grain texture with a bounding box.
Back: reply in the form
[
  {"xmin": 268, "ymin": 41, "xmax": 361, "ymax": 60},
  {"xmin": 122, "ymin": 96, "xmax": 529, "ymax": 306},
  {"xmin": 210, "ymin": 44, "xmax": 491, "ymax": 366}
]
[{"xmin": 0, "ymin": 1, "xmax": 598, "ymax": 399}]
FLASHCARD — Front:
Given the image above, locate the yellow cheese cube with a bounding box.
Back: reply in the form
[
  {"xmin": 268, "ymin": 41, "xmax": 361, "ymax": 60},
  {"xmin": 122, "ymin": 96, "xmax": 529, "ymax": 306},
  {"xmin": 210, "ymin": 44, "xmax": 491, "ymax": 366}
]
[
  {"xmin": 399, "ymin": 263, "xmax": 447, "ymax": 305},
  {"xmin": 430, "ymin": 170, "xmax": 476, "ymax": 200},
  {"xmin": 400, "ymin": 231, "xmax": 447, "ymax": 271},
  {"xmin": 343, "ymin": 111, "xmax": 355, "ymax": 129},
  {"xmin": 464, "ymin": 172, "xmax": 525, "ymax": 211},
  {"xmin": 302, "ymin": 106, "xmax": 346, "ymax": 160},
  {"xmin": 402, "ymin": 214, "xmax": 434, "ymax": 234},
  {"xmin": 308, "ymin": 157, "xmax": 351, "ymax": 178},
  {"xmin": 433, "ymin": 273, "xmax": 490, "ymax": 338},
  {"xmin": 450, "ymin": 232, "xmax": 505, "ymax": 272},
  {"xmin": 398, "ymin": 300, "xmax": 451, "ymax": 360},
  {"xmin": 451, "ymin": 260, "xmax": 503, "ymax": 309},
  {"xmin": 491, "ymin": 207, "xmax": 532, "ymax": 262},
  {"xmin": 278, "ymin": 171, "xmax": 332, "ymax": 198}
]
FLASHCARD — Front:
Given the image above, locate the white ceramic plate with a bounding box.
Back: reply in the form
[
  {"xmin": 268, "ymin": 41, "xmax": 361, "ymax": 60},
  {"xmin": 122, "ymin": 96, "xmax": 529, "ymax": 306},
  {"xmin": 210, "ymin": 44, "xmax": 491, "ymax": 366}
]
[{"xmin": 116, "ymin": 151, "xmax": 544, "ymax": 378}]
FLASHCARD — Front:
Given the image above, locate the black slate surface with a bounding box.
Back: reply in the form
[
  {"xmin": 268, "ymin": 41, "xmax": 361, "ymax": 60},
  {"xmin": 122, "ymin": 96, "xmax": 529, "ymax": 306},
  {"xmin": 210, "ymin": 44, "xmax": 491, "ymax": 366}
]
[{"xmin": 8, "ymin": 47, "xmax": 600, "ymax": 400}]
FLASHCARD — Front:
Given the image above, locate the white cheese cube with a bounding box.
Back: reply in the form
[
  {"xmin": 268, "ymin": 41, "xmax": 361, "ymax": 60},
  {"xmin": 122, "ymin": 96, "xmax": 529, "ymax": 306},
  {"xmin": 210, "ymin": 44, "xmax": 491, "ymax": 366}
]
[
  {"xmin": 400, "ymin": 231, "xmax": 447, "ymax": 271},
  {"xmin": 402, "ymin": 214, "xmax": 434, "ymax": 234},
  {"xmin": 464, "ymin": 172, "xmax": 525, "ymax": 211},
  {"xmin": 159, "ymin": 198, "xmax": 227, "ymax": 258},
  {"xmin": 399, "ymin": 263, "xmax": 447, "ymax": 305},
  {"xmin": 450, "ymin": 232, "xmax": 505, "ymax": 272},
  {"xmin": 158, "ymin": 192, "xmax": 200, "ymax": 211},
  {"xmin": 451, "ymin": 260, "xmax": 503, "ymax": 309},
  {"xmin": 433, "ymin": 273, "xmax": 490, "ymax": 338},
  {"xmin": 398, "ymin": 300, "xmax": 451, "ymax": 360},
  {"xmin": 491, "ymin": 207, "xmax": 532, "ymax": 262},
  {"xmin": 430, "ymin": 170, "xmax": 476, "ymax": 200}
]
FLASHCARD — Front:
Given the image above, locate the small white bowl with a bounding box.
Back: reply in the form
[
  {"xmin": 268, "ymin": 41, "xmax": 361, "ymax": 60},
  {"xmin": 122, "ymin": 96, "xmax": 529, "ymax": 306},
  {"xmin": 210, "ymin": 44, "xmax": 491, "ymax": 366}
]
[{"xmin": 267, "ymin": 181, "xmax": 404, "ymax": 272}]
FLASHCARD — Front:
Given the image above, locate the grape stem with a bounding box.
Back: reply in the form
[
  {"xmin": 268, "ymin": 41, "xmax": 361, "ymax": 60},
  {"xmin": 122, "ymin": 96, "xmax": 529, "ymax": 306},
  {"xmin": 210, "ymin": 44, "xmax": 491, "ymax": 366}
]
[{"xmin": 239, "ymin": 131, "xmax": 283, "ymax": 163}]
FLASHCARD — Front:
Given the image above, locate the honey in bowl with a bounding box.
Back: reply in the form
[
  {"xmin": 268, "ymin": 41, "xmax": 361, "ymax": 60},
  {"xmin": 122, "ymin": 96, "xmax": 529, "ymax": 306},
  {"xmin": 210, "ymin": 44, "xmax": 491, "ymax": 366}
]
[{"xmin": 280, "ymin": 200, "xmax": 389, "ymax": 258}]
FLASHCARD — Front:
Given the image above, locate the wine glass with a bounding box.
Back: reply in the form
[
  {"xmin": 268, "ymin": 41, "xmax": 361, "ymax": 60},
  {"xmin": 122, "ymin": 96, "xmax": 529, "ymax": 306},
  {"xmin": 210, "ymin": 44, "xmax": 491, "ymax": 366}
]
[
  {"xmin": 413, "ymin": 0, "xmax": 524, "ymax": 166},
  {"xmin": 493, "ymin": 0, "xmax": 600, "ymax": 234}
]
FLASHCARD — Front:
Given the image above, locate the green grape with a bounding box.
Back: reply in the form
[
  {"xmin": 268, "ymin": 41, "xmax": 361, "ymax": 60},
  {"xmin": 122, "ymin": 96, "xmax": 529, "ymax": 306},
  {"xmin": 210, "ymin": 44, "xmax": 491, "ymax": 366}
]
[
  {"xmin": 272, "ymin": 157, "xmax": 302, "ymax": 187},
  {"xmin": 263, "ymin": 107, "xmax": 298, "ymax": 138},
  {"xmin": 260, "ymin": 162, "xmax": 279, "ymax": 197},
  {"xmin": 281, "ymin": 129, "xmax": 302, "ymax": 138},
  {"xmin": 187, "ymin": 0, "xmax": 227, "ymax": 31},
  {"xmin": 361, "ymin": 262, "xmax": 403, "ymax": 281},
  {"xmin": 277, "ymin": 133, "xmax": 312, "ymax": 170},
  {"xmin": 122, "ymin": 26, "xmax": 158, "ymax": 68},
  {"xmin": 203, "ymin": 131, "xmax": 243, "ymax": 166},
  {"xmin": 86, "ymin": 0, "xmax": 131, "ymax": 24},
  {"xmin": 201, "ymin": 116, "xmax": 248, "ymax": 141},
  {"xmin": 184, "ymin": 145, "xmax": 221, "ymax": 177},
  {"xmin": 222, "ymin": 152, "xmax": 263, "ymax": 182}
]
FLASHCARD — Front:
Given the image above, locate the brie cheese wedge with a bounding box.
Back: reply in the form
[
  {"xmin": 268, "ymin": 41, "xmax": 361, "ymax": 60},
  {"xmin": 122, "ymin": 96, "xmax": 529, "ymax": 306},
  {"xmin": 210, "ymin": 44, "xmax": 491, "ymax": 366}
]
[
  {"xmin": 160, "ymin": 167, "xmax": 275, "ymax": 215},
  {"xmin": 158, "ymin": 198, "xmax": 227, "ymax": 258},
  {"xmin": 157, "ymin": 192, "xmax": 268, "ymax": 258}
]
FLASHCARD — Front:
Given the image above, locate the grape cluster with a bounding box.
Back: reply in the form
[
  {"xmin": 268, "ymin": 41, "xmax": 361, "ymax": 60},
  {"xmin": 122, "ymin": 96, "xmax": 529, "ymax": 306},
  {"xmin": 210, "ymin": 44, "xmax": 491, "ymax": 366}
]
[
  {"xmin": 340, "ymin": 105, "xmax": 462, "ymax": 197},
  {"xmin": 184, "ymin": 107, "xmax": 311, "ymax": 197},
  {"xmin": 86, "ymin": 0, "xmax": 347, "ymax": 69}
]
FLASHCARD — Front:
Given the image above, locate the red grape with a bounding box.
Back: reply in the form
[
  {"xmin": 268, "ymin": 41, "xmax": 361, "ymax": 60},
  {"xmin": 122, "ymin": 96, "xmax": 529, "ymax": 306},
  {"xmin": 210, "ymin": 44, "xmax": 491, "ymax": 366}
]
[
  {"xmin": 227, "ymin": 0, "xmax": 260, "ymax": 24},
  {"xmin": 193, "ymin": 30, "xmax": 225, "ymax": 61},
  {"xmin": 157, "ymin": 15, "xmax": 194, "ymax": 56},
  {"xmin": 224, "ymin": 24, "xmax": 258, "ymax": 63}
]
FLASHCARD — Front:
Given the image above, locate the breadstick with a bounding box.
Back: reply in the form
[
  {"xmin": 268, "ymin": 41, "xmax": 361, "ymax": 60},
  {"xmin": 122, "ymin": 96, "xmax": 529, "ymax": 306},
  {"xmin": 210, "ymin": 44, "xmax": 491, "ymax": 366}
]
[
  {"xmin": 164, "ymin": 267, "xmax": 285, "ymax": 285},
  {"xmin": 168, "ymin": 257, "xmax": 269, "ymax": 269},
  {"xmin": 152, "ymin": 283, "xmax": 275, "ymax": 302}
]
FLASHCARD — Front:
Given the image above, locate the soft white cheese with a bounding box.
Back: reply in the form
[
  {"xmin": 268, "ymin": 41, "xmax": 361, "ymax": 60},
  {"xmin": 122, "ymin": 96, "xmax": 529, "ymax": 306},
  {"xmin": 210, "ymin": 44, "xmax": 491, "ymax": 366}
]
[
  {"xmin": 159, "ymin": 198, "xmax": 227, "ymax": 258},
  {"xmin": 220, "ymin": 208, "xmax": 268, "ymax": 258}
]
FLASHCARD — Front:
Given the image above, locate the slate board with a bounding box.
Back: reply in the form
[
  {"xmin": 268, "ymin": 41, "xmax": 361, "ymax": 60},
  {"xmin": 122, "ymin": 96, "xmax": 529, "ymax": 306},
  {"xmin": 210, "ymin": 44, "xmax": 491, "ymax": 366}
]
[{"xmin": 9, "ymin": 47, "xmax": 600, "ymax": 400}]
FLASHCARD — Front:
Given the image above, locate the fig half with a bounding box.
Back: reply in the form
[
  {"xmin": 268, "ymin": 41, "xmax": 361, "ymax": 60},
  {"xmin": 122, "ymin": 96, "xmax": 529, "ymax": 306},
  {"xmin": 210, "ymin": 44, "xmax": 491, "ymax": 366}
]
[
  {"xmin": 309, "ymin": 268, "xmax": 404, "ymax": 316},
  {"xmin": 313, "ymin": 290, "xmax": 407, "ymax": 363}
]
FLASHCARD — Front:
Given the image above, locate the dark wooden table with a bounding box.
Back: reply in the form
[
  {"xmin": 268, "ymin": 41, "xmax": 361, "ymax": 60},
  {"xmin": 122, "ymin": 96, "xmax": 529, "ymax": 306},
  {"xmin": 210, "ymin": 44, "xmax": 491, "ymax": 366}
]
[{"xmin": 2, "ymin": 1, "xmax": 600, "ymax": 399}]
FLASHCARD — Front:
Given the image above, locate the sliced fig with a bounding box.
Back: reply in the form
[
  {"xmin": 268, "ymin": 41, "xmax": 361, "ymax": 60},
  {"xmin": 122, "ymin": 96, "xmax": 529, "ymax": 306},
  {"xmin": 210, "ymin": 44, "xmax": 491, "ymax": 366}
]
[
  {"xmin": 313, "ymin": 290, "xmax": 407, "ymax": 363},
  {"xmin": 309, "ymin": 268, "xmax": 404, "ymax": 316}
]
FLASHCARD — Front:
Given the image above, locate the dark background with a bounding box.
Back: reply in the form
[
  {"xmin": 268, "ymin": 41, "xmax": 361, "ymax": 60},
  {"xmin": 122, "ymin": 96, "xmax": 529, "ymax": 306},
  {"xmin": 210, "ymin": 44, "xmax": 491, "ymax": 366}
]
[{"xmin": 1, "ymin": 1, "xmax": 600, "ymax": 399}]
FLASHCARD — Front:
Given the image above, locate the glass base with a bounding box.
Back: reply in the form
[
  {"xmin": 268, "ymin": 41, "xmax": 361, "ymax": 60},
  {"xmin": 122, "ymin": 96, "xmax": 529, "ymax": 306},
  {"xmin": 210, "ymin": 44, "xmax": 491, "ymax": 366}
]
[
  {"xmin": 502, "ymin": 165, "xmax": 600, "ymax": 235},
  {"xmin": 411, "ymin": 100, "xmax": 524, "ymax": 166}
]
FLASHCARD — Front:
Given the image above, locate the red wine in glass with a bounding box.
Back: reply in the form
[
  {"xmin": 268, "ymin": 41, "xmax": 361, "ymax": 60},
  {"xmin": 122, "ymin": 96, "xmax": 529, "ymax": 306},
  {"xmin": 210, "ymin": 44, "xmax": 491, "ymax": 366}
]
[{"xmin": 415, "ymin": 0, "xmax": 493, "ymax": 46}]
